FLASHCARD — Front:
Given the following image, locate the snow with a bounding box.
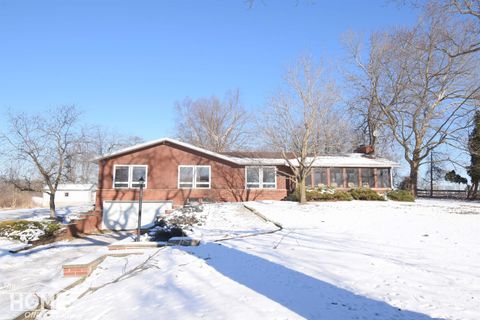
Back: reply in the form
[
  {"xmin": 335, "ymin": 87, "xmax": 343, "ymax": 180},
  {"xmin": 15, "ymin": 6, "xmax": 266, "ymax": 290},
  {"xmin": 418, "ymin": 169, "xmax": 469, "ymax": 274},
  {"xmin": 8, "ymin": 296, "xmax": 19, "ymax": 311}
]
[
  {"xmin": 4, "ymin": 200, "xmax": 480, "ymax": 320},
  {"xmin": 8, "ymin": 226, "xmax": 45, "ymax": 242},
  {"xmin": 43, "ymin": 184, "xmax": 96, "ymax": 191},
  {"xmin": 95, "ymin": 137, "xmax": 398, "ymax": 168},
  {"xmin": 0, "ymin": 233, "xmax": 128, "ymax": 320},
  {"xmin": 0, "ymin": 205, "xmax": 93, "ymax": 222},
  {"xmin": 190, "ymin": 202, "xmax": 278, "ymax": 241}
]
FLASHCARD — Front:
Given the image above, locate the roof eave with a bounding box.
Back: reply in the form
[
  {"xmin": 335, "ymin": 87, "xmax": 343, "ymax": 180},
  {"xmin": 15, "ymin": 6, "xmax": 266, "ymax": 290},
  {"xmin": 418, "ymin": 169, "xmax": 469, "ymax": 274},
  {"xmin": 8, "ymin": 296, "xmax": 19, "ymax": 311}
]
[{"xmin": 92, "ymin": 138, "xmax": 240, "ymax": 165}]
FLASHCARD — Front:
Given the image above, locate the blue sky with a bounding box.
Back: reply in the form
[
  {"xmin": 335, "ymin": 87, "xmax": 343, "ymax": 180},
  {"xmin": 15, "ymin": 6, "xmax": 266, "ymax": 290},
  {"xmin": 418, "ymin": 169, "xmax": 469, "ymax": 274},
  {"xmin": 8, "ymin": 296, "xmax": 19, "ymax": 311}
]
[{"xmin": 0, "ymin": 0, "xmax": 418, "ymax": 140}]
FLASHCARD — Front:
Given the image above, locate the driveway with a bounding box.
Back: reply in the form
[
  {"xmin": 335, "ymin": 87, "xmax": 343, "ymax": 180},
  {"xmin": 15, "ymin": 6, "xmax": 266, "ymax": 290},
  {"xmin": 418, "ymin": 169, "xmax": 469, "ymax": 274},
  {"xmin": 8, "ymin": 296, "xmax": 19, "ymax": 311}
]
[{"xmin": 0, "ymin": 206, "xmax": 93, "ymax": 222}]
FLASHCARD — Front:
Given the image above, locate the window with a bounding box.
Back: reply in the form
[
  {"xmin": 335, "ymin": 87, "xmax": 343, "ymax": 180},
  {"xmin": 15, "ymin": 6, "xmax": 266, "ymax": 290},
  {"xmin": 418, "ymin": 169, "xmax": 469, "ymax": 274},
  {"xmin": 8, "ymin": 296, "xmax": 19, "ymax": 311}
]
[
  {"xmin": 346, "ymin": 168, "xmax": 359, "ymax": 188},
  {"xmin": 196, "ymin": 166, "xmax": 211, "ymax": 188},
  {"xmin": 262, "ymin": 167, "xmax": 276, "ymax": 189},
  {"xmin": 113, "ymin": 165, "xmax": 129, "ymax": 188},
  {"xmin": 361, "ymin": 168, "xmax": 375, "ymax": 188},
  {"xmin": 246, "ymin": 167, "xmax": 260, "ymax": 188},
  {"xmin": 113, "ymin": 165, "xmax": 148, "ymax": 189},
  {"xmin": 179, "ymin": 166, "xmax": 194, "ymax": 188},
  {"xmin": 377, "ymin": 168, "xmax": 391, "ymax": 188},
  {"xmin": 178, "ymin": 166, "xmax": 211, "ymax": 189},
  {"xmin": 246, "ymin": 167, "xmax": 276, "ymax": 189},
  {"xmin": 131, "ymin": 166, "xmax": 147, "ymax": 188},
  {"xmin": 330, "ymin": 168, "xmax": 344, "ymax": 188}
]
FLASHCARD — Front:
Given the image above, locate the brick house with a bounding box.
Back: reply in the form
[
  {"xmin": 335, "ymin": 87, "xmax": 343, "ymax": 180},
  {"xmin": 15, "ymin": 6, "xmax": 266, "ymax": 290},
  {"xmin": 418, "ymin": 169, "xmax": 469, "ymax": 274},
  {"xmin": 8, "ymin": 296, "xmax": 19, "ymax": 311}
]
[{"xmin": 93, "ymin": 138, "xmax": 398, "ymax": 230}]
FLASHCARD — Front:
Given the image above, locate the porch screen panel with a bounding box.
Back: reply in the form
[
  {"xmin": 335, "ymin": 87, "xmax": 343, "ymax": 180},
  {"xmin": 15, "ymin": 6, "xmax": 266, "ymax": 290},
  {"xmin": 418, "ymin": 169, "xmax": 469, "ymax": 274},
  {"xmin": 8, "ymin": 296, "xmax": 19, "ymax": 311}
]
[
  {"xmin": 361, "ymin": 168, "xmax": 375, "ymax": 188},
  {"xmin": 346, "ymin": 168, "xmax": 359, "ymax": 188},
  {"xmin": 313, "ymin": 168, "xmax": 327, "ymax": 188},
  {"xmin": 306, "ymin": 174, "xmax": 312, "ymax": 188},
  {"xmin": 377, "ymin": 168, "xmax": 391, "ymax": 188},
  {"xmin": 330, "ymin": 168, "xmax": 344, "ymax": 188}
]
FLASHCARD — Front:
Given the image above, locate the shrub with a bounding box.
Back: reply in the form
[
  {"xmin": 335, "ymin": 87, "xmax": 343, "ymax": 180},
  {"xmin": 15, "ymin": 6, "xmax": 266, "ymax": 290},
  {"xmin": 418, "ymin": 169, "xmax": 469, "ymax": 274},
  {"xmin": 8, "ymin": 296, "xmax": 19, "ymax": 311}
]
[
  {"xmin": 308, "ymin": 189, "xmax": 353, "ymax": 201},
  {"xmin": 284, "ymin": 188, "xmax": 300, "ymax": 201},
  {"xmin": 161, "ymin": 214, "xmax": 200, "ymax": 228},
  {"xmin": 349, "ymin": 188, "xmax": 385, "ymax": 201},
  {"xmin": 332, "ymin": 190, "xmax": 354, "ymax": 201},
  {"xmin": 44, "ymin": 222, "xmax": 61, "ymax": 237},
  {"xmin": 387, "ymin": 190, "xmax": 415, "ymax": 202},
  {"xmin": 153, "ymin": 227, "xmax": 186, "ymax": 241},
  {"xmin": 0, "ymin": 220, "xmax": 61, "ymax": 242},
  {"xmin": 285, "ymin": 187, "xmax": 353, "ymax": 202}
]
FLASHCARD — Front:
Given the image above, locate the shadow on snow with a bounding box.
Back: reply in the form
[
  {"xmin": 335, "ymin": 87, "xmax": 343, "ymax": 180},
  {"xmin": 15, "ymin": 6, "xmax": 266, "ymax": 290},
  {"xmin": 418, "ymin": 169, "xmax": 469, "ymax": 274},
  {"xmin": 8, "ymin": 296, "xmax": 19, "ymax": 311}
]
[{"xmin": 184, "ymin": 243, "xmax": 443, "ymax": 320}]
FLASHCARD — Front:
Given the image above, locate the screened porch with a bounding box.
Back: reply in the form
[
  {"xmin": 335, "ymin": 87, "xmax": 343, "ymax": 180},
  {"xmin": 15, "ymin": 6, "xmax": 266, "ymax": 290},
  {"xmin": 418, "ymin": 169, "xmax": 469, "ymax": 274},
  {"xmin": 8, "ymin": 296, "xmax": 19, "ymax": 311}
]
[{"xmin": 305, "ymin": 167, "xmax": 392, "ymax": 190}]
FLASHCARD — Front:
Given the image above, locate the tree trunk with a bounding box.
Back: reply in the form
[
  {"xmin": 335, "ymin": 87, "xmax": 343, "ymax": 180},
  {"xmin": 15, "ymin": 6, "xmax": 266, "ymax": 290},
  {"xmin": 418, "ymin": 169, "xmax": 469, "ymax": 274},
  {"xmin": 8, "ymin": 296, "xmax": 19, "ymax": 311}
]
[
  {"xmin": 298, "ymin": 175, "xmax": 307, "ymax": 204},
  {"xmin": 49, "ymin": 192, "xmax": 56, "ymax": 219},
  {"xmin": 429, "ymin": 152, "xmax": 433, "ymax": 198},
  {"xmin": 470, "ymin": 181, "xmax": 478, "ymax": 200},
  {"xmin": 409, "ymin": 162, "xmax": 419, "ymax": 197}
]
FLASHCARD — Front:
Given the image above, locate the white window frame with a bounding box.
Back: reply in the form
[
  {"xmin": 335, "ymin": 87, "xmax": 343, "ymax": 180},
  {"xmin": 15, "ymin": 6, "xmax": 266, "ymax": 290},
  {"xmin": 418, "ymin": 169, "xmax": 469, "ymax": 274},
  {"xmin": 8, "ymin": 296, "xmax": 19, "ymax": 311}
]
[
  {"xmin": 113, "ymin": 164, "xmax": 148, "ymax": 189},
  {"xmin": 178, "ymin": 165, "xmax": 211, "ymax": 189},
  {"xmin": 245, "ymin": 166, "xmax": 277, "ymax": 189}
]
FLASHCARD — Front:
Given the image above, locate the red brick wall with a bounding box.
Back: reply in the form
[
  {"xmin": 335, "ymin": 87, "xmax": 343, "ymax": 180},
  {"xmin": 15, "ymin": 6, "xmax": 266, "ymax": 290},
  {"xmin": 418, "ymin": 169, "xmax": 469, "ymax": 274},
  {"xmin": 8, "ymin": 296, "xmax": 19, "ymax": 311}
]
[{"xmin": 96, "ymin": 142, "xmax": 289, "ymax": 210}]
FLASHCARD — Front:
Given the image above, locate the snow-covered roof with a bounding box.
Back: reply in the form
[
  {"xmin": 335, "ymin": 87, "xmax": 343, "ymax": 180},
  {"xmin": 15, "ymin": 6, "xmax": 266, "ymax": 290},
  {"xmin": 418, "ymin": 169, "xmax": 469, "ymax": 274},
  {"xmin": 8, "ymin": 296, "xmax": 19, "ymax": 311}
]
[
  {"xmin": 43, "ymin": 184, "xmax": 96, "ymax": 191},
  {"xmin": 291, "ymin": 154, "xmax": 400, "ymax": 168},
  {"xmin": 93, "ymin": 137, "xmax": 237, "ymax": 164},
  {"xmin": 93, "ymin": 137, "xmax": 399, "ymax": 168}
]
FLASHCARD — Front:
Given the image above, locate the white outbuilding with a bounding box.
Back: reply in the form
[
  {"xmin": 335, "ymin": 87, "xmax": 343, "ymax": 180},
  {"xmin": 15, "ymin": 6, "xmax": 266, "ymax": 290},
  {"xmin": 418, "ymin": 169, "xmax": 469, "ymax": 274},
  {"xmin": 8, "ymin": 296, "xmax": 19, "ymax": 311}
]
[{"xmin": 43, "ymin": 184, "xmax": 96, "ymax": 207}]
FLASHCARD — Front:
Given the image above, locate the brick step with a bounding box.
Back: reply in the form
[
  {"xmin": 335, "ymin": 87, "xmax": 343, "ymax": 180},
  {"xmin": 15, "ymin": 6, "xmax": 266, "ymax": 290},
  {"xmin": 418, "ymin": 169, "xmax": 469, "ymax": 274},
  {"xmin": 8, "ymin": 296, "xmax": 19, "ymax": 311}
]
[
  {"xmin": 63, "ymin": 251, "xmax": 143, "ymax": 277},
  {"xmin": 63, "ymin": 253, "xmax": 105, "ymax": 277}
]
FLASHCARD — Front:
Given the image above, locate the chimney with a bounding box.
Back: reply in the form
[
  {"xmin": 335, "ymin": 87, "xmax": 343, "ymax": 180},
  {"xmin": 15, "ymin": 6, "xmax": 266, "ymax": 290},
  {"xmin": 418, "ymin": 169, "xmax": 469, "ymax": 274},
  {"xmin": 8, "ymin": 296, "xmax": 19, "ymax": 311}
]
[{"xmin": 354, "ymin": 145, "xmax": 375, "ymax": 155}]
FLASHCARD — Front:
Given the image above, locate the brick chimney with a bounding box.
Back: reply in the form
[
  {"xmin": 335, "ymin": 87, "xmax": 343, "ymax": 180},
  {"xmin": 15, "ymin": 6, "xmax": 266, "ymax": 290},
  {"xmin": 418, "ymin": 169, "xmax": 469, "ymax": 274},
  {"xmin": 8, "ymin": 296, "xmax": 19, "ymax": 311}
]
[{"xmin": 354, "ymin": 145, "xmax": 375, "ymax": 155}]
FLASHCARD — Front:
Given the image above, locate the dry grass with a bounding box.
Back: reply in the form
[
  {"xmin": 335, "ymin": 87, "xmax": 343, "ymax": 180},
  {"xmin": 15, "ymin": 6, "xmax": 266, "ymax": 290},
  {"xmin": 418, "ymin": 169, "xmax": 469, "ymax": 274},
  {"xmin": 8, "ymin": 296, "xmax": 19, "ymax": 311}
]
[{"xmin": 0, "ymin": 183, "xmax": 41, "ymax": 209}]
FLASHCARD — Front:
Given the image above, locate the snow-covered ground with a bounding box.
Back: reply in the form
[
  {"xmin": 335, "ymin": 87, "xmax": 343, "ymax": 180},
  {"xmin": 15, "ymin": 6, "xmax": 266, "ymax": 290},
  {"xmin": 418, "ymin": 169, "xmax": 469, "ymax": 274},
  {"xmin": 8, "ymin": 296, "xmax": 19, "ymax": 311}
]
[
  {"xmin": 0, "ymin": 233, "xmax": 128, "ymax": 320},
  {"xmin": 27, "ymin": 199, "xmax": 479, "ymax": 320},
  {"xmin": 0, "ymin": 205, "xmax": 93, "ymax": 222},
  {"xmin": 190, "ymin": 202, "xmax": 278, "ymax": 241}
]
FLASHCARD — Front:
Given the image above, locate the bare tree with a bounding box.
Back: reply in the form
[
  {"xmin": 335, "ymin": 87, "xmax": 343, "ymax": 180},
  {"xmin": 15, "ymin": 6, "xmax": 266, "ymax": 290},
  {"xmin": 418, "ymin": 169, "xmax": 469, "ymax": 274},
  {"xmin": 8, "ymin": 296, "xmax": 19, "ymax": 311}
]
[
  {"xmin": 431, "ymin": 0, "xmax": 480, "ymax": 57},
  {"xmin": 65, "ymin": 126, "xmax": 144, "ymax": 184},
  {"xmin": 2, "ymin": 106, "xmax": 80, "ymax": 218},
  {"xmin": 1, "ymin": 166, "xmax": 42, "ymax": 192},
  {"xmin": 174, "ymin": 90, "xmax": 251, "ymax": 152},
  {"xmin": 352, "ymin": 13, "xmax": 479, "ymax": 195},
  {"xmin": 259, "ymin": 57, "xmax": 342, "ymax": 203},
  {"xmin": 343, "ymin": 32, "xmax": 390, "ymax": 150}
]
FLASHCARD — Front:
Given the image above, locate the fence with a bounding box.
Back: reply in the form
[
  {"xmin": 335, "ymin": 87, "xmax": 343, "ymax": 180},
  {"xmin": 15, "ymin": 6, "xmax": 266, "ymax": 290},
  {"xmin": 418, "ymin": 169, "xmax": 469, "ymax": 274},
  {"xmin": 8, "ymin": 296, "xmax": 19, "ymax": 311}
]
[{"xmin": 417, "ymin": 189, "xmax": 468, "ymax": 199}]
